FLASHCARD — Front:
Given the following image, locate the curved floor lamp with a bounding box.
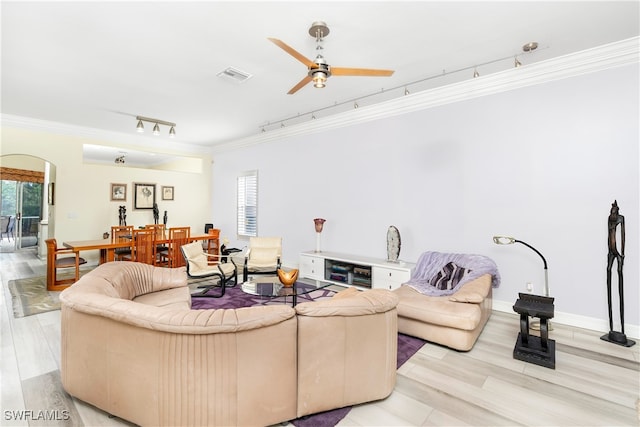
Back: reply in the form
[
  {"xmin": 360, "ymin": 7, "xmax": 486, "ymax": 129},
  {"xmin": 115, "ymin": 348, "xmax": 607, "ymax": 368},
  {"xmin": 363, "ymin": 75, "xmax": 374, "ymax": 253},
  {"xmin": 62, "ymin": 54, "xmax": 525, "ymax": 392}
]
[{"xmin": 493, "ymin": 235, "xmax": 552, "ymax": 331}]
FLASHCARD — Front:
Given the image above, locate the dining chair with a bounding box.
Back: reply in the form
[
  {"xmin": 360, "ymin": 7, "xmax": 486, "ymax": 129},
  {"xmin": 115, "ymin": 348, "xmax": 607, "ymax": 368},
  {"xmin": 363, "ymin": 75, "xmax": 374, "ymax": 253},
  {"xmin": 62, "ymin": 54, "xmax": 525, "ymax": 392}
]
[
  {"xmin": 123, "ymin": 228, "xmax": 156, "ymax": 265},
  {"xmin": 181, "ymin": 241, "xmax": 237, "ymax": 298},
  {"xmin": 145, "ymin": 224, "xmax": 167, "ymax": 265},
  {"xmin": 45, "ymin": 238, "xmax": 87, "ymax": 291},
  {"xmin": 111, "ymin": 225, "xmax": 133, "ymax": 261},
  {"xmin": 205, "ymin": 228, "xmax": 221, "ymax": 263},
  {"xmin": 167, "ymin": 227, "xmax": 190, "ymax": 268}
]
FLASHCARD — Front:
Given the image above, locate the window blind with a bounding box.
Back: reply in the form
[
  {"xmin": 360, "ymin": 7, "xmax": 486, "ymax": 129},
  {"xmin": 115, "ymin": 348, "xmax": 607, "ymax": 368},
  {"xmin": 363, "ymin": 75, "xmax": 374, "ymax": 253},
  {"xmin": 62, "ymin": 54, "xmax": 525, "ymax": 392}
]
[{"xmin": 237, "ymin": 170, "xmax": 258, "ymax": 237}]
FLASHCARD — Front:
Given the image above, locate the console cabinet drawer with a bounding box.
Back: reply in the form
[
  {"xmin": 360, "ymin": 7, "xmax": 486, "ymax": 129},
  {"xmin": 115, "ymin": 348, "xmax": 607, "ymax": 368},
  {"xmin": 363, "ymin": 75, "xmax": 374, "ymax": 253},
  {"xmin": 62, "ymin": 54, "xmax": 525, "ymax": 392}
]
[
  {"xmin": 372, "ymin": 266, "xmax": 412, "ymax": 290},
  {"xmin": 300, "ymin": 254, "xmax": 323, "ymax": 280}
]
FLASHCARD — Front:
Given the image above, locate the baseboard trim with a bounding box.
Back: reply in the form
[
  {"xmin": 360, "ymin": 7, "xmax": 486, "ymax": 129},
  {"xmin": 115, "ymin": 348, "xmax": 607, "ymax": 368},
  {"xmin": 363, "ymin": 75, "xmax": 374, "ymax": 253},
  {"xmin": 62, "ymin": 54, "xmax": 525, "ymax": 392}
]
[{"xmin": 493, "ymin": 299, "xmax": 639, "ymax": 340}]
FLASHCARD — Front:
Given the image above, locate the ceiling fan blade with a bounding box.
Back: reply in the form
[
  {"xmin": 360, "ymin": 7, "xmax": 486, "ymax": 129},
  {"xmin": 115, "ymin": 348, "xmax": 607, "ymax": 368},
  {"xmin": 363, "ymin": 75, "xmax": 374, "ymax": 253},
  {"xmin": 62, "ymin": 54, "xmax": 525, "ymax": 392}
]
[
  {"xmin": 331, "ymin": 67, "xmax": 395, "ymax": 77},
  {"xmin": 268, "ymin": 38, "xmax": 316, "ymax": 68},
  {"xmin": 287, "ymin": 75, "xmax": 313, "ymax": 95}
]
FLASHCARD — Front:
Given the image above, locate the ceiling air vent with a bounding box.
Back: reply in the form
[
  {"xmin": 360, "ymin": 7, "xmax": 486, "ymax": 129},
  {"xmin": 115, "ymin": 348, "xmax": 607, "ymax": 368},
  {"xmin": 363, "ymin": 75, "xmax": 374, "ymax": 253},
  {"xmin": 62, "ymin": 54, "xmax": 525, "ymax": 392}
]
[{"xmin": 217, "ymin": 67, "xmax": 252, "ymax": 84}]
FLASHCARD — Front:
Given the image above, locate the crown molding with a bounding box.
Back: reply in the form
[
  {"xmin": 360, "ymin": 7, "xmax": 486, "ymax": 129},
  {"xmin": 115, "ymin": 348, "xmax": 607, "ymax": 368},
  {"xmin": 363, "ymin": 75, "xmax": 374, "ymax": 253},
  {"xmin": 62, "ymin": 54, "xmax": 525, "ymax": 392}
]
[{"xmin": 212, "ymin": 36, "xmax": 639, "ymax": 154}]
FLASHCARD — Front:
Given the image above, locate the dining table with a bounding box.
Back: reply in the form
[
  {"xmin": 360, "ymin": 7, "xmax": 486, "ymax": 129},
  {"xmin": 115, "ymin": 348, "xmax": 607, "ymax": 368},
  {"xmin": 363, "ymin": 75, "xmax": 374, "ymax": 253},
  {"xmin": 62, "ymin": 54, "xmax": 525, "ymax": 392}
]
[{"xmin": 63, "ymin": 233, "xmax": 215, "ymax": 264}]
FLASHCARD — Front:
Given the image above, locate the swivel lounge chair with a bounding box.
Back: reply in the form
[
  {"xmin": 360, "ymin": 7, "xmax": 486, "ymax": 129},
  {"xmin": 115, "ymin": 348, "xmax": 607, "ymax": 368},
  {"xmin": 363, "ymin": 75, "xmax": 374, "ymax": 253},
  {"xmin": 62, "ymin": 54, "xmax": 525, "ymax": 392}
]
[
  {"xmin": 181, "ymin": 241, "xmax": 237, "ymax": 298},
  {"xmin": 242, "ymin": 236, "xmax": 282, "ymax": 283}
]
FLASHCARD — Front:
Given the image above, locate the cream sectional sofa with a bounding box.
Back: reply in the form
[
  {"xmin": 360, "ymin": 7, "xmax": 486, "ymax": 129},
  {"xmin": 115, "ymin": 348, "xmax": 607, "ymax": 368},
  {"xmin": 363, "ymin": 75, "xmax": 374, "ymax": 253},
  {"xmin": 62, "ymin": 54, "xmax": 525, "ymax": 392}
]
[
  {"xmin": 393, "ymin": 273, "xmax": 493, "ymax": 351},
  {"xmin": 60, "ymin": 262, "xmax": 398, "ymax": 427}
]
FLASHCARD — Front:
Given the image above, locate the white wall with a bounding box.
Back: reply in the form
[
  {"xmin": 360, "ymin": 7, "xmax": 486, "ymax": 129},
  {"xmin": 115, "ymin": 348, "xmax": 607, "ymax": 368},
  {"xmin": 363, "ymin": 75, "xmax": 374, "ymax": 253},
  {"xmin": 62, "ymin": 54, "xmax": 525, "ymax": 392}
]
[
  {"xmin": 0, "ymin": 128, "xmax": 212, "ymax": 262},
  {"xmin": 212, "ymin": 64, "xmax": 639, "ymax": 335}
]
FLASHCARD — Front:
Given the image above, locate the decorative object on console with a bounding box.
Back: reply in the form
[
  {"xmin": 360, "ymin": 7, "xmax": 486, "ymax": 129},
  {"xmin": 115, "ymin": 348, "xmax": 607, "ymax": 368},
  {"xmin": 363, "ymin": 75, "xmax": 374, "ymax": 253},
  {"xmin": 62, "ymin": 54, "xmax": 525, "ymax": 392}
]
[
  {"xmin": 602, "ymin": 200, "xmax": 635, "ymax": 347},
  {"xmin": 277, "ymin": 268, "xmax": 299, "ymax": 288},
  {"xmin": 386, "ymin": 225, "xmax": 401, "ymax": 262},
  {"xmin": 314, "ymin": 218, "xmax": 326, "ymax": 252},
  {"xmin": 163, "ymin": 210, "xmax": 168, "ymax": 226},
  {"xmin": 493, "ymin": 235, "xmax": 551, "ymax": 331}
]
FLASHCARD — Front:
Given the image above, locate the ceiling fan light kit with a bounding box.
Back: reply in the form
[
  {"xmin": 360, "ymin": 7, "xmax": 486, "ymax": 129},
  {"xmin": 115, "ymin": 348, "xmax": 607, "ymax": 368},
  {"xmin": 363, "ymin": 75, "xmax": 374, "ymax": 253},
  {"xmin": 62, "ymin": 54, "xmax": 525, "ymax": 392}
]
[{"xmin": 269, "ymin": 21, "xmax": 394, "ymax": 94}]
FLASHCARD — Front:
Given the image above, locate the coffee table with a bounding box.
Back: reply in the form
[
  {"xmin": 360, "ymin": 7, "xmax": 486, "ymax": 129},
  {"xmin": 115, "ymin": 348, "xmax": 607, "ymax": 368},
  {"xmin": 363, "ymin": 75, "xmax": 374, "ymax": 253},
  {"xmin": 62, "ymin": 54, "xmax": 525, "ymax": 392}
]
[{"xmin": 241, "ymin": 276, "xmax": 333, "ymax": 306}]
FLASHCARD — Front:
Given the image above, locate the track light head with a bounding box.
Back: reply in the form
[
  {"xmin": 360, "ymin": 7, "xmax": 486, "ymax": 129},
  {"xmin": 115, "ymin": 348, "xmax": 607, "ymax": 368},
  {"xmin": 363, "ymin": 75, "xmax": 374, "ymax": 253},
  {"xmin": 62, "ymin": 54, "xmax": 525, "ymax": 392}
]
[
  {"xmin": 169, "ymin": 126, "xmax": 176, "ymax": 138},
  {"xmin": 153, "ymin": 123, "xmax": 160, "ymax": 136},
  {"xmin": 136, "ymin": 120, "xmax": 144, "ymax": 133}
]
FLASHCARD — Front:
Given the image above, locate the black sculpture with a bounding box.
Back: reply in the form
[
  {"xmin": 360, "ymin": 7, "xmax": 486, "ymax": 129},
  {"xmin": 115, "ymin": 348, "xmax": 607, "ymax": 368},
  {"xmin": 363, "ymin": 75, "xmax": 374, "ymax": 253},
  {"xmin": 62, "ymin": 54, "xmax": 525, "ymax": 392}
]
[
  {"xmin": 118, "ymin": 205, "xmax": 127, "ymax": 226},
  {"xmin": 153, "ymin": 203, "xmax": 159, "ymax": 225},
  {"xmin": 163, "ymin": 210, "xmax": 168, "ymax": 226},
  {"xmin": 601, "ymin": 200, "xmax": 635, "ymax": 347}
]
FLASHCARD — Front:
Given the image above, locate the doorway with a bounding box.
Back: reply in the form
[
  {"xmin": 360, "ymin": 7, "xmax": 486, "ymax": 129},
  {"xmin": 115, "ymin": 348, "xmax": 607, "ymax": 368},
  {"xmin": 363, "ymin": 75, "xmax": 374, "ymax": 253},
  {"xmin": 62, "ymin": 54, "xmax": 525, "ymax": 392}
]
[
  {"xmin": 0, "ymin": 155, "xmax": 51, "ymax": 253},
  {"xmin": 1, "ymin": 180, "xmax": 42, "ymax": 250}
]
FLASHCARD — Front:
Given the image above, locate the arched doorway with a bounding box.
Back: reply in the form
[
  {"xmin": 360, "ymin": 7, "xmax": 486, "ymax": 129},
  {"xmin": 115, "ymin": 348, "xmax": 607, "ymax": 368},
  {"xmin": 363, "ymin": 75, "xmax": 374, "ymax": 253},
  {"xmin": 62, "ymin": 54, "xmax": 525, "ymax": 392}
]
[{"xmin": 0, "ymin": 154, "xmax": 56, "ymax": 254}]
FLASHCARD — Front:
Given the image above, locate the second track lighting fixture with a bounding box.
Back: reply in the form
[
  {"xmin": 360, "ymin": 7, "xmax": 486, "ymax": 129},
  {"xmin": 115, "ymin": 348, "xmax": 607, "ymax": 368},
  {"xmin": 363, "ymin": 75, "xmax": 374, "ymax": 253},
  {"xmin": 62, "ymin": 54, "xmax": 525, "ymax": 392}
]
[{"xmin": 135, "ymin": 116, "xmax": 176, "ymax": 138}]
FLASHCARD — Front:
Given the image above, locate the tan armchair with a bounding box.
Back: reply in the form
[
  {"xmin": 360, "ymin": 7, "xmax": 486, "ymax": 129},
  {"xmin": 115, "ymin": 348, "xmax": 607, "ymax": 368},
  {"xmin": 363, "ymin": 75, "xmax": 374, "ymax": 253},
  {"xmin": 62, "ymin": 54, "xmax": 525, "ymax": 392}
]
[
  {"xmin": 181, "ymin": 241, "xmax": 237, "ymax": 297},
  {"xmin": 295, "ymin": 287, "xmax": 399, "ymax": 417},
  {"xmin": 243, "ymin": 236, "xmax": 282, "ymax": 282}
]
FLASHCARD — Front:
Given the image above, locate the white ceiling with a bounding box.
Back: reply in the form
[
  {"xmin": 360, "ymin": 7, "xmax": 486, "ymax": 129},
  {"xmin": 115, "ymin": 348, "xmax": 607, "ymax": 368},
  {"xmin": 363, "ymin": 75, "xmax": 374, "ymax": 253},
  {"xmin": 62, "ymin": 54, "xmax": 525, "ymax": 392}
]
[{"xmin": 2, "ymin": 1, "xmax": 639, "ymax": 157}]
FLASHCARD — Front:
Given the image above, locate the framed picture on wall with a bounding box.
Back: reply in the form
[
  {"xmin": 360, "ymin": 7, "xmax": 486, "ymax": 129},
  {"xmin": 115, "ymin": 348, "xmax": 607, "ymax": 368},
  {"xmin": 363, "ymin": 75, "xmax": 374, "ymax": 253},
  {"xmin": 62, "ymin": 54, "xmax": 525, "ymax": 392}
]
[
  {"xmin": 133, "ymin": 183, "xmax": 156, "ymax": 210},
  {"xmin": 110, "ymin": 183, "xmax": 127, "ymax": 201},
  {"xmin": 161, "ymin": 186, "xmax": 174, "ymax": 201}
]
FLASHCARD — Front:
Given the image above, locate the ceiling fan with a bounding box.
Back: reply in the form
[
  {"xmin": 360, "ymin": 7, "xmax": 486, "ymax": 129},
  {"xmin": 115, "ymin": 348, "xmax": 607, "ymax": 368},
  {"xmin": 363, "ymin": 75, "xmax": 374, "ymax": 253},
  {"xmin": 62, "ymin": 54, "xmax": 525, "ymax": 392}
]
[{"xmin": 269, "ymin": 21, "xmax": 394, "ymax": 95}]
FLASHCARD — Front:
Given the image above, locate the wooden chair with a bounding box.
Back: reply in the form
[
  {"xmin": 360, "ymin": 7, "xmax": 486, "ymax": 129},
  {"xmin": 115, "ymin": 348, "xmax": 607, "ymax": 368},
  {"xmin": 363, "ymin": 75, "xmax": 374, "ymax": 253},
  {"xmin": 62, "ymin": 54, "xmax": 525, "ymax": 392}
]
[
  {"xmin": 45, "ymin": 238, "xmax": 87, "ymax": 291},
  {"xmin": 167, "ymin": 227, "xmax": 190, "ymax": 268},
  {"xmin": 181, "ymin": 241, "xmax": 237, "ymax": 298},
  {"xmin": 145, "ymin": 224, "xmax": 167, "ymax": 265},
  {"xmin": 122, "ymin": 229, "xmax": 156, "ymax": 265},
  {"xmin": 111, "ymin": 225, "xmax": 133, "ymax": 261},
  {"xmin": 205, "ymin": 228, "xmax": 221, "ymax": 263}
]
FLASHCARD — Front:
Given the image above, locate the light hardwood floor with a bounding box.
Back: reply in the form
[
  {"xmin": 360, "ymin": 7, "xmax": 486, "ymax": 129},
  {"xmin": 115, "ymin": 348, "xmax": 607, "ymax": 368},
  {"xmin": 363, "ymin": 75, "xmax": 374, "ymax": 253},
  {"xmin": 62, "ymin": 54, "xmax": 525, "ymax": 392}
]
[{"xmin": 1, "ymin": 249, "xmax": 638, "ymax": 426}]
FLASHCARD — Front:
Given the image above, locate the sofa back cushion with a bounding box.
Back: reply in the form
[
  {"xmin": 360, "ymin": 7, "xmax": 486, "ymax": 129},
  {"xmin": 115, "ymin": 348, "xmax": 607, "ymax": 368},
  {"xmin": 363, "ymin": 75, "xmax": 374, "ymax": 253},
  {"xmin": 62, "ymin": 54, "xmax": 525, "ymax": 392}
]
[
  {"xmin": 295, "ymin": 287, "xmax": 398, "ymax": 317},
  {"xmin": 76, "ymin": 261, "xmax": 187, "ymax": 300}
]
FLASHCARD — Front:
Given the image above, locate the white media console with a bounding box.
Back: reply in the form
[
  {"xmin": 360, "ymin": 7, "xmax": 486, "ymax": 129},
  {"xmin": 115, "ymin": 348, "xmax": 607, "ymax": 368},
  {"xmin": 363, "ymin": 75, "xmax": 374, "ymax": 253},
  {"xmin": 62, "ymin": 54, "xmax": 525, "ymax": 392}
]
[{"xmin": 299, "ymin": 251, "xmax": 415, "ymax": 290}]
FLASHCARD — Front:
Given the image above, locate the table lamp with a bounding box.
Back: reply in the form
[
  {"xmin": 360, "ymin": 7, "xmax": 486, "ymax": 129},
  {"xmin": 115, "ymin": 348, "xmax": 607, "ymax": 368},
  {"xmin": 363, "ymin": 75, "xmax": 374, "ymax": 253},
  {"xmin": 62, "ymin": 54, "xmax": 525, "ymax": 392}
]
[{"xmin": 493, "ymin": 235, "xmax": 552, "ymax": 330}]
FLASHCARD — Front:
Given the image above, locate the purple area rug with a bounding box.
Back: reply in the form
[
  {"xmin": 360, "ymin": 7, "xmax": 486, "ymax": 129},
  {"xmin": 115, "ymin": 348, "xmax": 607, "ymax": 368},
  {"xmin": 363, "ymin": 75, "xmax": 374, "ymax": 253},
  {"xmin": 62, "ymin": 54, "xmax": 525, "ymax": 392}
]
[{"xmin": 190, "ymin": 283, "xmax": 426, "ymax": 427}]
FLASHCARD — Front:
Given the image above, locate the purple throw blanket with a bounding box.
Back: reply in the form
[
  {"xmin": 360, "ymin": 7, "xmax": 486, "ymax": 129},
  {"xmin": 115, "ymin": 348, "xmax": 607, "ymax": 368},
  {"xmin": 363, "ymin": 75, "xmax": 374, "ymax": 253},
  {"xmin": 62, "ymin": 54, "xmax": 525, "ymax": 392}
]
[{"xmin": 406, "ymin": 251, "xmax": 501, "ymax": 296}]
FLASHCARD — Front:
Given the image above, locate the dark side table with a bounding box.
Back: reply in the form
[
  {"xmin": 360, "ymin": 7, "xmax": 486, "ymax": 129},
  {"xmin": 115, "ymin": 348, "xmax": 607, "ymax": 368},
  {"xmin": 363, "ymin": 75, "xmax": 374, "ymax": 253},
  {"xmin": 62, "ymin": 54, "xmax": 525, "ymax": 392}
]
[{"xmin": 512, "ymin": 293, "xmax": 556, "ymax": 369}]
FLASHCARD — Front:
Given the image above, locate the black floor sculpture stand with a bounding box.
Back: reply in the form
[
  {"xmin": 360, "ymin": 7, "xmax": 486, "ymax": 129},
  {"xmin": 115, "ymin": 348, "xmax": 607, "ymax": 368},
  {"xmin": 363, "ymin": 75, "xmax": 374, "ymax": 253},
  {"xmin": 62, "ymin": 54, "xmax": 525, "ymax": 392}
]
[{"xmin": 513, "ymin": 293, "xmax": 556, "ymax": 369}]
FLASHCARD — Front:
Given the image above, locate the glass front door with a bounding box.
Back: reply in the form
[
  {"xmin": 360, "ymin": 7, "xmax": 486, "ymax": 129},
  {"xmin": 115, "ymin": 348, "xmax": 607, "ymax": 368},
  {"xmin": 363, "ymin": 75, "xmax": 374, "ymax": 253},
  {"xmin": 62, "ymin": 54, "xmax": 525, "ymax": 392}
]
[{"xmin": 0, "ymin": 180, "xmax": 42, "ymax": 251}]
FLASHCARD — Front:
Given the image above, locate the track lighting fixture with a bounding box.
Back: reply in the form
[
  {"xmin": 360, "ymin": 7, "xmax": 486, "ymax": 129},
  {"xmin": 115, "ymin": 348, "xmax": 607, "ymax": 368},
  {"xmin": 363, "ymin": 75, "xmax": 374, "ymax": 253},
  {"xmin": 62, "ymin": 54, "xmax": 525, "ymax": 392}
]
[
  {"xmin": 515, "ymin": 57, "xmax": 522, "ymax": 68},
  {"xmin": 135, "ymin": 116, "xmax": 176, "ymax": 137},
  {"xmin": 473, "ymin": 68, "xmax": 480, "ymax": 78},
  {"xmin": 115, "ymin": 154, "xmax": 126, "ymax": 164},
  {"xmin": 354, "ymin": 102, "xmax": 359, "ymax": 109},
  {"xmin": 404, "ymin": 87, "xmax": 410, "ymax": 95}
]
